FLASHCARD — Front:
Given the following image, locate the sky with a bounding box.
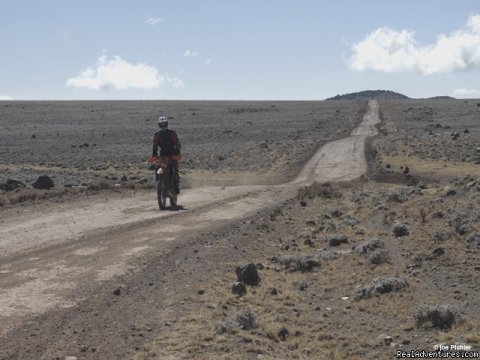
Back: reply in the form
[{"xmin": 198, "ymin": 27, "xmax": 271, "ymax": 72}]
[{"xmin": 1, "ymin": 0, "xmax": 480, "ymax": 100}]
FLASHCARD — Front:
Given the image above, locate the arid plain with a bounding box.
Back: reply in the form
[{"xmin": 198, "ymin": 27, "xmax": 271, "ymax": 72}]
[{"xmin": 0, "ymin": 98, "xmax": 479, "ymax": 359}]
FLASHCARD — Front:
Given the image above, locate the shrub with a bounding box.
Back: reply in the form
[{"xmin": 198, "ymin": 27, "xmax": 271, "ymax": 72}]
[
  {"xmin": 297, "ymin": 182, "xmax": 341, "ymax": 200},
  {"xmin": 235, "ymin": 310, "xmax": 257, "ymax": 330},
  {"xmin": 415, "ymin": 305, "xmax": 460, "ymax": 330},
  {"xmin": 277, "ymin": 255, "xmax": 320, "ymax": 272},
  {"xmin": 355, "ymin": 238, "xmax": 385, "ymax": 254},
  {"xmin": 368, "ymin": 249, "xmax": 391, "ymax": 265},
  {"xmin": 355, "ymin": 277, "xmax": 408, "ymax": 300}
]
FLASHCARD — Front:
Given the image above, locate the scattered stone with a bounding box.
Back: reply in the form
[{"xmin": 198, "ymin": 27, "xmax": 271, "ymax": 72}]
[
  {"xmin": 432, "ymin": 248, "xmax": 445, "ymax": 257},
  {"xmin": 446, "ymin": 189, "xmax": 457, "ymax": 196},
  {"xmin": 278, "ymin": 327, "xmax": 289, "ymax": 341},
  {"xmin": 464, "ymin": 128, "xmax": 470, "ymax": 134},
  {"xmin": 231, "ymin": 282, "xmax": 247, "ymax": 296},
  {"xmin": 113, "ymin": 287, "xmax": 121, "ymax": 296},
  {"xmin": 236, "ymin": 263, "xmax": 261, "ymax": 286},
  {"xmin": 386, "ymin": 164, "xmax": 391, "ymax": 169},
  {"xmin": 403, "ymin": 166, "xmax": 410, "ymax": 175},
  {"xmin": 32, "ymin": 175, "xmax": 54, "ymax": 190},
  {"xmin": 392, "ymin": 222, "xmax": 409, "ymax": 237},
  {"xmin": 299, "ymin": 200, "xmax": 307, "ymax": 207},
  {"xmin": 121, "ymin": 175, "xmax": 128, "ymax": 182},
  {"xmin": 328, "ymin": 234, "xmax": 348, "ymax": 246},
  {"xmin": 303, "ymin": 238, "xmax": 314, "ymax": 246},
  {"xmin": 270, "ymin": 287, "xmax": 278, "ymax": 296},
  {"xmin": 198, "ymin": 289, "xmax": 205, "ymax": 295},
  {"xmin": 330, "ymin": 209, "xmax": 343, "ymax": 217},
  {"xmin": 384, "ymin": 336, "xmax": 393, "ymax": 346}
]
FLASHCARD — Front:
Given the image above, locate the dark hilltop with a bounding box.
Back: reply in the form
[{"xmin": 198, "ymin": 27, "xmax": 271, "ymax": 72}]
[{"xmin": 326, "ymin": 89, "xmax": 410, "ymax": 100}]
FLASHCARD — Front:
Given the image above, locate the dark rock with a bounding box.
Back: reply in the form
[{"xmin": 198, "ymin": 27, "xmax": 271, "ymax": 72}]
[
  {"xmin": 0, "ymin": 179, "xmax": 26, "ymax": 192},
  {"xmin": 121, "ymin": 175, "xmax": 128, "ymax": 182},
  {"xmin": 231, "ymin": 282, "xmax": 247, "ymax": 296},
  {"xmin": 278, "ymin": 327, "xmax": 289, "ymax": 341},
  {"xmin": 432, "ymin": 248, "xmax": 445, "ymax": 257},
  {"xmin": 31, "ymin": 134, "xmax": 36, "ymax": 139},
  {"xmin": 403, "ymin": 166, "xmax": 410, "ymax": 175},
  {"xmin": 32, "ymin": 175, "xmax": 54, "ymax": 190},
  {"xmin": 385, "ymin": 164, "xmax": 391, "ymax": 169},
  {"xmin": 198, "ymin": 289, "xmax": 205, "ymax": 295},
  {"xmin": 446, "ymin": 189, "xmax": 457, "ymax": 196},
  {"xmin": 270, "ymin": 287, "xmax": 278, "ymax": 296},
  {"xmin": 299, "ymin": 200, "xmax": 307, "ymax": 207},
  {"xmin": 392, "ymin": 223, "xmax": 409, "ymax": 237},
  {"xmin": 236, "ymin": 263, "xmax": 260, "ymax": 286},
  {"xmin": 113, "ymin": 288, "xmax": 121, "ymax": 296},
  {"xmin": 464, "ymin": 128, "xmax": 469, "ymax": 134},
  {"xmin": 328, "ymin": 234, "xmax": 348, "ymax": 246}
]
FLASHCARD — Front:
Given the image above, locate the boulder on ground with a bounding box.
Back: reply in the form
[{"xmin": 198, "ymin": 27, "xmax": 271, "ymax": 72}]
[
  {"xmin": 236, "ymin": 263, "xmax": 261, "ymax": 286},
  {"xmin": 231, "ymin": 282, "xmax": 247, "ymax": 296},
  {"xmin": 32, "ymin": 175, "xmax": 54, "ymax": 190}
]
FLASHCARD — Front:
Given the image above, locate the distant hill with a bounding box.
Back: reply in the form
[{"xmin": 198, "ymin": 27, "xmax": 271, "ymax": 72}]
[
  {"xmin": 326, "ymin": 90, "xmax": 409, "ymax": 100},
  {"xmin": 427, "ymin": 96, "xmax": 455, "ymax": 100}
]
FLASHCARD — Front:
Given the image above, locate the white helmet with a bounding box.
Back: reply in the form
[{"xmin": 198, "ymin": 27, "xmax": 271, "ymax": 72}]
[{"xmin": 158, "ymin": 116, "xmax": 168, "ymax": 129}]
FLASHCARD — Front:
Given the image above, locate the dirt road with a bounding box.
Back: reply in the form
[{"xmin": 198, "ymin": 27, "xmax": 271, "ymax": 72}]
[{"xmin": 0, "ymin": 101, "xmax": 380, "ymax": 356}]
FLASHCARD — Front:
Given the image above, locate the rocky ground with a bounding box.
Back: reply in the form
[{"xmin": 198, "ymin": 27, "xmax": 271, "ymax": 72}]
[
  {"xmin": 126, "ymin": 180, "xmax": 479, "ymax": 359},
  {"xmin": 0, "ymin": 99, "xmax": 479, "ymax": 359},
  {"xmin": 372, "ymin": 99, "xmax": 480, "ymax": 183},
  {"xmin": 0, "ymin": 100, "xmax": 364, "ymax": 202}
]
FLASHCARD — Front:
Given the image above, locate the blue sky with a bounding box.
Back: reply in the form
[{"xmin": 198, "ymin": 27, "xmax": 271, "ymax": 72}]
[{"xmin": 1, "ymin": 0, "xmax": 480, "ymax": 100}]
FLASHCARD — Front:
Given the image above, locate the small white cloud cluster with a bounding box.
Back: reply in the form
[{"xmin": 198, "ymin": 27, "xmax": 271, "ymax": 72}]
[
  {"xmin": 349, "ymin": 14, "xmax": 480, "ymax": 75},
  {"xmin": 452, "ymin": 88, "xmax": 480, "ymax": 98},
  {"xmin": 0, "ymin": 95, "xmax": 13, "ymax": 100},
  {"xmin": 146, "ymin": 17, "xmax": 163, "ymax": 26},
  {"xmin": 184, "ymin": 49, "xmax": 198, "ymax": 57},
  {"xmin": 66, "ymin": 54, "xmax": 184, "ymax": 90}
]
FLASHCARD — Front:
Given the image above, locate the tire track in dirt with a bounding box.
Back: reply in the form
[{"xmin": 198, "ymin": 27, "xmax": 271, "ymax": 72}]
[{"xmin": 0, "ymin": 101, "xmax": 380, "ymax": 339}]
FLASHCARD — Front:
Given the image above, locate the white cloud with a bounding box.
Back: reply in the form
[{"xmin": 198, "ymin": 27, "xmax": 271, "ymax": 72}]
[
  {"xmin": 452, "ymin": 88, "xmax": 480, "ymax": 98},
  {"xmin": 349, "ymin": 14, "xmax": 480, "ymax": 75},
  {"xmin": 205, "ymin": 58, "xmax": 212, "ymax": 64},
  {"xmin": 66, "ymin": 54, "xmax": 184, "ymax": 91},
  {"xmin": 184, "ymin": 50, "xmax": 198, "ymax": 57},
  {"xmin": 146, "ymin": 17, "xmax": 163, "ymax": 26},
  {"xmin": 0, "ymin": 95, "xmax": 13, "ymax": 100},
  {"xmin": 165, "ymin": 74, "xmax": 185, "ymax": 89}
]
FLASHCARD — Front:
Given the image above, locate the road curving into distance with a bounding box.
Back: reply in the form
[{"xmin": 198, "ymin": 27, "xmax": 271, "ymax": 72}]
[{"xmin": 0, "ymin": 100, "xmax": 380, "ymax": 337}]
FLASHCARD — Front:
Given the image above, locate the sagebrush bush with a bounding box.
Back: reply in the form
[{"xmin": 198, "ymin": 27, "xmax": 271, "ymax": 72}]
[
  {"xmin": 235, "ymin": 310, "xmax": 257, "ymax": 330},
  {"xmin": 415, "ymin": 305, "xmax": 460, "ymax": 330},
  {"xmin": 296, "ymin": 182, "xmax": 342, "ymax": 200},
  {"xmin": 355, "ymin": 277, "xmax": 408, "ymax": 300}
]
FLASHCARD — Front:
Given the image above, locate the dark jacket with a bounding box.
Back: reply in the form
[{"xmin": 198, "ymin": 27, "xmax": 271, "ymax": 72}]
[{"xmin": 152, "ymin": 129, "xmax": 181, "ymax": 157}]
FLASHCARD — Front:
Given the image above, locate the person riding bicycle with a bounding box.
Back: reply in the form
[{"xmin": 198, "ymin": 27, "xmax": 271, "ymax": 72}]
[{"xmin": 152, "ymin": 116, "xmax": 181, "ymax": 194}]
